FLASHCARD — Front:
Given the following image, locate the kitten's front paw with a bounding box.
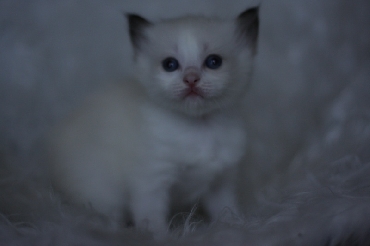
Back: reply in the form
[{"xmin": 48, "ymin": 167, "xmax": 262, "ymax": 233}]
[
  {"xmin": 130, "ymin": 190, "xmax": 170, "ymax": 238},
  {"xmin": 135, "ymin": 217, "xmax": 168, "ymax": 239}
]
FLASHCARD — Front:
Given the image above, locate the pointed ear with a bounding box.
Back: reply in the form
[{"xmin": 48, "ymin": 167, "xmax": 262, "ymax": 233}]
[
  {"xmin": 126, "ymin": 13, "xmax": 152, "ymax": 50},
  {"xmin": 237, "ymin": 6, "xmax": 259, "ymax": 54}
]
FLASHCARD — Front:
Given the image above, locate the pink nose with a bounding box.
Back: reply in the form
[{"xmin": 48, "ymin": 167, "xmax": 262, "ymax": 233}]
[{"xmin": 183, "ymin": 73, "xmax": 200, "ymax": 86}]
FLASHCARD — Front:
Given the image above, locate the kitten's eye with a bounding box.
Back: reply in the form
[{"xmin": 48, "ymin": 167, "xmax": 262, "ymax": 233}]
[
  {"xmin": 204, "ymin": 54, "xmax": 222, "ymax": 69},
  {"xmin": 162, "ymin": 57, "xmax": 179, "ymax": 72}
]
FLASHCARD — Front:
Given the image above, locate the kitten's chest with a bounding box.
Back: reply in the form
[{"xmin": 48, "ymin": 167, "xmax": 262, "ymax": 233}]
[{"xmin": 145, "ymin": 108, "xmax": 247, "ymax": 172}]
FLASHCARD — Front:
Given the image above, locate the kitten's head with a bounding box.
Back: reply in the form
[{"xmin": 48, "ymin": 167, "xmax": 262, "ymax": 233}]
[{"xmin": 127, "ymin": 7, "xmax": 259, "ymax": 117}]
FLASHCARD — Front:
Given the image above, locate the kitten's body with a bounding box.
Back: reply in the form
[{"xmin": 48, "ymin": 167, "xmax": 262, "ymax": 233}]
[{"xmin": 47, "ymin": 8, "xmax": 259, "ymax": 234}]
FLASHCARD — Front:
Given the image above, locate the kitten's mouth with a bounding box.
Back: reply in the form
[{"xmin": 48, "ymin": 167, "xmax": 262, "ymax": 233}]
[{"xmin": 183, "ymin": 87, "xmax": 204, "ymax": 99}]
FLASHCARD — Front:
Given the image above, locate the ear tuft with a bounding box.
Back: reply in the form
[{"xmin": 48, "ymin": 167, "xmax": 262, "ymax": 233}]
[
  {"xmin": 237, "ymin": 6, "xmax": 259, "ymax": 53},
  {"xmin": 126, "ymin": 13, "xmax": 151, "ymax": 50}
]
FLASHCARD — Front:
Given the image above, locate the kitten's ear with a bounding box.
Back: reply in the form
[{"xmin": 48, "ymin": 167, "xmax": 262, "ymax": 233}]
[
  {"xmin": 236, "ymin": 6, "xmax": 259, "ymax": 53},
  {"xmin": 126, "ymin": 13, "xmax": 152, "ymax": 50}
]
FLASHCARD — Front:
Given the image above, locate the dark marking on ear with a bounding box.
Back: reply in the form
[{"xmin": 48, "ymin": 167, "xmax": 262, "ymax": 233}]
[
  {"xmin": 126, "ymin": 13, "xmax": 152, "ymax": 50},
  {"xmin": 237, "ymin": 6, "xmax": 259, "ymax": 54}
]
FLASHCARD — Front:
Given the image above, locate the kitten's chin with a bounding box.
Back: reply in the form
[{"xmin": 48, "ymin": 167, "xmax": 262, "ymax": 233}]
[
  {"xmin": 152, "ymin": 88, "xmax": 226, "ymax": 117},
  {"xmin": 175, "ymin": 95, "xmax": 224, "ymax": 117}
]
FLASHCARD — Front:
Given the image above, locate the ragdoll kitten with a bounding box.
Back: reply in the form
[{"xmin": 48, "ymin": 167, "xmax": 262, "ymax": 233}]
[{"xmin": 46, "ymin": 7, "xmax": 259, "ymax": 235}]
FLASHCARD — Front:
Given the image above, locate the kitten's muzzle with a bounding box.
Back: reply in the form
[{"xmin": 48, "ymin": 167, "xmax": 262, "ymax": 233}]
[{"xmin": 181, "ymin": 68, "xmax": 204, "ymax": 98}]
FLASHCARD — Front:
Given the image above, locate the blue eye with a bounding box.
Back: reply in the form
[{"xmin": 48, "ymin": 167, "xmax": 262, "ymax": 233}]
[
  {"xmin": 204, "ymin": 54, "xmax": 222, "ymax": 69},
  {"xmin": 162, "ymin": 57, "xmax": 179, "ymax": 72}
]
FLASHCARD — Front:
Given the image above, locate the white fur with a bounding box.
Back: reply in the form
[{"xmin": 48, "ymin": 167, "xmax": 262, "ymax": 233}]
[{"xmin": 46, "ymin": 14, "xmax": 254, "ymax": 234}]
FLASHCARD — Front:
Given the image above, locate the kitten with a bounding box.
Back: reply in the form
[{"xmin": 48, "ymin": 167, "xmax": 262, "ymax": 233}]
[{"xmin": 46, "ymin": 7, "xmax": 259, "ymax": 235}]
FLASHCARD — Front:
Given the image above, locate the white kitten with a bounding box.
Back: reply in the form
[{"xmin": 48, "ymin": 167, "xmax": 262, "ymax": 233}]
[{"xmin": 46, "ymin": 7, "xmax": 259, "ymax": 235}]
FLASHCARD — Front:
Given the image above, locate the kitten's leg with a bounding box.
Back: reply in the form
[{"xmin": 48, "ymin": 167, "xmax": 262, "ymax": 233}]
[
  {"xmin": 129, "ymin": 178, "xmax": 170, "ymax": 236},
  {"xmin": 202, "ymin": 169, "xmax": 242, "ymax": 222}
]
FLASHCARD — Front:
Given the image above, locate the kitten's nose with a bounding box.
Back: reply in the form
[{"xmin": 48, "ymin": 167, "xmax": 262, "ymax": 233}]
[{"xmin": 183, "ymin": 72, "xmax": 200, "ymax": 86}]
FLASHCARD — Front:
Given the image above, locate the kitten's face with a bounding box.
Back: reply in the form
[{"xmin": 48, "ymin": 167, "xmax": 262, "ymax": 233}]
[{"xmin": 128, "ymin": 8, "xmax": 259, "ymax": 116}]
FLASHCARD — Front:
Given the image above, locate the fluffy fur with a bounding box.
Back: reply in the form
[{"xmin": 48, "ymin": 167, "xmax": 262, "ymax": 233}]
[
  {"xmin": 45, "ymin": 7, "xmax": 259, "ymax": 235},
  {"xmin": 1, "ymin": 1, "xmax": 370, "ymax": 245}
]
